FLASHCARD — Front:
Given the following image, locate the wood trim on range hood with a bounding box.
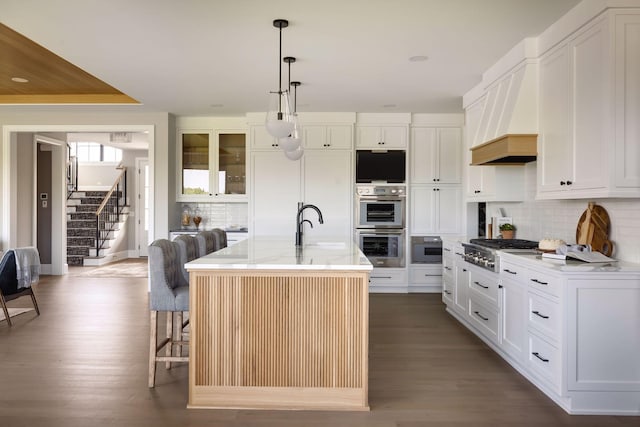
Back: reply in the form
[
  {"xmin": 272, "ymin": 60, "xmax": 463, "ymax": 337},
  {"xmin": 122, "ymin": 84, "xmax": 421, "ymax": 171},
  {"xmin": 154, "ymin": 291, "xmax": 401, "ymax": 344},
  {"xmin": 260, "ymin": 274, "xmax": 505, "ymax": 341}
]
[{"xmin": 470, "ymin": 134, "xmax": 537, "ymax": 165}]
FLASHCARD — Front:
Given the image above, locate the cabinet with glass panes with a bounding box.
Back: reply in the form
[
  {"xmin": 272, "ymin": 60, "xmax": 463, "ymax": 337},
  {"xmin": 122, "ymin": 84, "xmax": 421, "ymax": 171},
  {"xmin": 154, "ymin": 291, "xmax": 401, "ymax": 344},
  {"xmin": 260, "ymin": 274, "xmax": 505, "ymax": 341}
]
[{"xmin": 178, "ymin": 130, "xmax": 247, "ymax": 201}]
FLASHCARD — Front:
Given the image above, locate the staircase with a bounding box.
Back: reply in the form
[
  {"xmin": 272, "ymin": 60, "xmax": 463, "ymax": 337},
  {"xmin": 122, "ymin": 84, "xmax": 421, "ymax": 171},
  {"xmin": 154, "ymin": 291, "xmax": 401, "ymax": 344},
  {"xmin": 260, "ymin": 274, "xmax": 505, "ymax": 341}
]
[{"xmin": 67, "ymin": 191, "xmax": 129, "ymax": 266}]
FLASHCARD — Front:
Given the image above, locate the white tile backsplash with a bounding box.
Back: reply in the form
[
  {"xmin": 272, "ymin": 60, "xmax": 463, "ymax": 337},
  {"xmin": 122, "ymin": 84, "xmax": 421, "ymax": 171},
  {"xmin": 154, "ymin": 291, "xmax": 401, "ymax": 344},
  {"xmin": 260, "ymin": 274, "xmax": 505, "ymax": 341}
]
[
  {"xmin": 488, "ymin": 198, "xmax": 640, "ymax": 263},
  {"xmin": 181, "ymin": 202, "xmax": 248, "ymax": 230}
]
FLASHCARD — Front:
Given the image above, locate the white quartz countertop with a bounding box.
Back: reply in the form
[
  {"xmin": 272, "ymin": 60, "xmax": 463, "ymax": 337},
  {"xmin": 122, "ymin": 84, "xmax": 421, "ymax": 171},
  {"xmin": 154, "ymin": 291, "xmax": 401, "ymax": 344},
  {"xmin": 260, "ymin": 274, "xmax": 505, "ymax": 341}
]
[
  {"xmin": 185, "ymin": 237, "xmax": 373, "ymax": 271},
  {"xmin": 498, "ymin": 250, "xmax": 640, "ymax": 274}
]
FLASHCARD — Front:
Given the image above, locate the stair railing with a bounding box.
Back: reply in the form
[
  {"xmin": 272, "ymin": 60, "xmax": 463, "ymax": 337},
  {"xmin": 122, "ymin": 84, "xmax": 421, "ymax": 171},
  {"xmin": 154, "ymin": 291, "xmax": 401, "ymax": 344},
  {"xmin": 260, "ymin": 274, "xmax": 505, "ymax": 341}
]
[{"xmin": 95, "ymin": 167, "xmax": 127, "ymax": 255}]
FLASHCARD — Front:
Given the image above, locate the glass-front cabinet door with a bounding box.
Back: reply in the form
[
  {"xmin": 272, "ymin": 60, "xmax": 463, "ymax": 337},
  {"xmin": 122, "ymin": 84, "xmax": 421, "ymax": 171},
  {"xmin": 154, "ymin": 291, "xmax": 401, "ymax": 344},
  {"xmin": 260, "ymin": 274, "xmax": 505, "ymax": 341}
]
[
  {"xmin": 216, "ymin": 132, "xmax": 246, "ymax": 196},
  {"xmin": 181, "ymin": 132, "xmax": 210, "ymax": 196},
  {"xmin": 178, "ymin": 130, "xmax": 246, "ymax": 201}
]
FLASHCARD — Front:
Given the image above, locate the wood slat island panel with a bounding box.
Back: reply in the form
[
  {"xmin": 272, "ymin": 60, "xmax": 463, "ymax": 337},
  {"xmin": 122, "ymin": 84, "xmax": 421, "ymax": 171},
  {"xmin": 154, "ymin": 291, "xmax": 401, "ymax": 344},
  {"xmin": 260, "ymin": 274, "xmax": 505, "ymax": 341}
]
[{"xmin": 188, "ymin": 269, "xmax": 369, "ymax": 410}]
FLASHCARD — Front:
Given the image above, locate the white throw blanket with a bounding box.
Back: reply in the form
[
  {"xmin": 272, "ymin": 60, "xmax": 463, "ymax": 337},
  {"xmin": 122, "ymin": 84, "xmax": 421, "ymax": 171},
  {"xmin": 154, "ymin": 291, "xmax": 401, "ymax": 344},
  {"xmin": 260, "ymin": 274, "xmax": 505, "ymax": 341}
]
[{"xmin": 13, "ymin": 247, "xmax": 41, "ymax": 289}]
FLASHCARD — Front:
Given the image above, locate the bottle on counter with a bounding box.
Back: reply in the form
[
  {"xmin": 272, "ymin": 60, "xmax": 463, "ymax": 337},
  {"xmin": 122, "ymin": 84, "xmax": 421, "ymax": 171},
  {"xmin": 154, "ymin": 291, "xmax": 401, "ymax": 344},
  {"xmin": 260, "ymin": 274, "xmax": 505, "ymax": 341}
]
[{"xmin": 181, "ymin": 205, "xmax": 192, "ymax": 229}]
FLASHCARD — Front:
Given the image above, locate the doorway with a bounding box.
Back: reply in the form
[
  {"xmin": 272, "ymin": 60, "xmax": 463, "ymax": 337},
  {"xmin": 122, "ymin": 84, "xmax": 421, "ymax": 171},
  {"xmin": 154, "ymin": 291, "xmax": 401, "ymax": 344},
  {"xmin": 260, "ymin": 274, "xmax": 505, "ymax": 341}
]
[
  {"xmin": 1, "ymin": 125, "xmax": 155, "ymax": 274},
  {"xmin": 136, "ymin": 157, "xmax": 149, "ymax": 257}
]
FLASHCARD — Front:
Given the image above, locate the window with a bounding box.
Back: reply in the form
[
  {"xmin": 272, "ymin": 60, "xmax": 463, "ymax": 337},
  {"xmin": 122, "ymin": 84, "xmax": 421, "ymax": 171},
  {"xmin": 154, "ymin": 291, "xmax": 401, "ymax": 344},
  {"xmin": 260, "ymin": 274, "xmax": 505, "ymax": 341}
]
[{"xmin": 71, "ymin": 142, "xmax": 122, "ymax": 163}]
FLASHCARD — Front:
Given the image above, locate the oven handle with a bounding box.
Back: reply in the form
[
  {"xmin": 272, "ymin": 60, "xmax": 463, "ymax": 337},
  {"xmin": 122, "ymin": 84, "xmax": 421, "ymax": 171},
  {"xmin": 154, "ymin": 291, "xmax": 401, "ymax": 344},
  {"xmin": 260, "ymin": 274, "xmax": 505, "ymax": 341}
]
[
  {"xmin": 356, "ymin": 195, "xmax": 406, "ymax": 201},
  {"xmin": 357, "ymin": 229, "xmax": 404, "ymax": 236}
]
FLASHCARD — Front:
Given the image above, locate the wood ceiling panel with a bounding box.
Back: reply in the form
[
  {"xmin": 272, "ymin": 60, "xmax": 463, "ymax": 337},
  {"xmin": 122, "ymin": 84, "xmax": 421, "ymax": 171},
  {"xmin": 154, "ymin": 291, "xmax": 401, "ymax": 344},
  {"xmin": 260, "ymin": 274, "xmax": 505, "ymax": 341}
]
[{"xmin": 0, "ymin": 23, "xmax": 138, "ymax": 104}]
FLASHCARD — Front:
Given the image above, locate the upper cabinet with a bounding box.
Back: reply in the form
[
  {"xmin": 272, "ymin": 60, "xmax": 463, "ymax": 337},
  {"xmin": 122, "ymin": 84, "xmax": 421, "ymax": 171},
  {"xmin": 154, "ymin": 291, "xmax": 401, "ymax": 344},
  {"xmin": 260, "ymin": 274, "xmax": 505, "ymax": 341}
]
[
  {"xmin": 356, "ymin": 125, "xmax": 408, "ymax": 149},
  {"xmin": 410, "ymin": 127, "xmax": 462, "ymax": 184},
  {"xmin": 537, "ymin": 11, "xmax": 640, "ymax": 199},
  {"xmin": 178, "ymin": 129, "xmax": 247, "ymax": 201},
  {"xmin": 303, "ymin": 125, "xmax": 353, "ymax": 150}
]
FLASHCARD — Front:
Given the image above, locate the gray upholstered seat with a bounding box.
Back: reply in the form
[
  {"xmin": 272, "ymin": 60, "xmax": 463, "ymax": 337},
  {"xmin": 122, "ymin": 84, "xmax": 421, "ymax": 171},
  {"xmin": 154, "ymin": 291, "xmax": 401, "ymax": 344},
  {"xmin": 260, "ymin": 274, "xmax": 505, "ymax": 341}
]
[
  {"xmin": 195, "ymin": 228, "xmax": 227, "ymax": 256},
  {"xmin": 195, "ymin": 230, "xmax": 218, "ymax": 255},
  {"xmin": 212, "ymin": 228, "xmax": 227, "ymax": 250},
  {"xmin": 173, "ymin": 234, "xmax": 200, "ymax": 284},
  {"xmin": 148, "ymin": 239, "xmax": 189, "ymax": 387}
]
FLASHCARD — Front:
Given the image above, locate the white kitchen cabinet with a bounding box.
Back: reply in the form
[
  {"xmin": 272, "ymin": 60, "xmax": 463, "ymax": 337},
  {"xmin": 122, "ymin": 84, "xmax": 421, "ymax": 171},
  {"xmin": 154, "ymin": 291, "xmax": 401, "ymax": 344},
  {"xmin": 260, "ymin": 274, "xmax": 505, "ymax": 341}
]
[
  {"xmin": 453, "ymin": 257, "xmax": 469, "ymax": 316},
  {"xmin": 494, "ymin": 252, "xmax": 640, "ymax": 415},
  {"xmin": 355, "ymin": 125, "xmax": 408, "ymax": 149},
  {"xmin": 368, "ymin": 268, "xmax": 407, "ymax": 293},
  {"xmin": 250, "ymin": 151, "xmax": 301, "ymax": 237},
  {"xmin": 303, "ymin": 125, "xmax": 353, "ymax": 150},
  {"xmin": 499, "ymin": 277, "xmax": 527, "ymax": 362},
  {"xmin": 177, "ymin": 129, "xmax": 247, "ymax": 202},
  {"xmin": 410, "ymin": 127, "xmax": 461, "ymax": 184},
  {"xmin": 302, "ymin": 150, "xmax": 352, "ymax": 239},
  {"xmin": 537, "ymin": 12, "xmax": 640, "ymax": 199},
  {"xmin": 409, "ymin": 264, "xmax": 442, "ymax": 293},
  {"xmin": 410, "ymin": 185, "xmax": 462, "ymax": 235},
  {"xmin": 249, "ymin": 124, "xmax": 280, "ymax": 150}
]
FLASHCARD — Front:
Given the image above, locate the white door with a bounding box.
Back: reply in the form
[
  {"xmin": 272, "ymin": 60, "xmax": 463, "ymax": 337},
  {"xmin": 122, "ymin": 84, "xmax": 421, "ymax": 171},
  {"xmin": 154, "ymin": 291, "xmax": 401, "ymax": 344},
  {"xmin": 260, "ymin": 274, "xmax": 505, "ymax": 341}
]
[{"xmin": 136, "ymin": 158, "xmax": 149, "ymax": 257}]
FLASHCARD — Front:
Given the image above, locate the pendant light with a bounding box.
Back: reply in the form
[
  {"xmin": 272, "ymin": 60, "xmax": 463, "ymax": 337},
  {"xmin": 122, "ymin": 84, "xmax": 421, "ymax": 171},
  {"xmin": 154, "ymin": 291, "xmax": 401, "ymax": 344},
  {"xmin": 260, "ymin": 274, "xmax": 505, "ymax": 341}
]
[
  {"xmin": 280, "ymin": 57, "xmax": 302, "ymax": 153},
  {"xmin": 283, "ymin": 80, "xmax": 303, "ymax": 160},
  {"xmin": 265, "ymin": 19, "xmax": 295, "ymax": 138}
]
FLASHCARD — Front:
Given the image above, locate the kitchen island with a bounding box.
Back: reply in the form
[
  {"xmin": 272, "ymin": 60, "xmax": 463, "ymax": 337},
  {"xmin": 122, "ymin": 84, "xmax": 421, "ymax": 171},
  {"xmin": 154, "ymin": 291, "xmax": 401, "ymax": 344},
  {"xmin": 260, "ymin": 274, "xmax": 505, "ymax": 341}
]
[{"xmin": 185, "ymin": 237, "xmax": 372, "ymax": 410}]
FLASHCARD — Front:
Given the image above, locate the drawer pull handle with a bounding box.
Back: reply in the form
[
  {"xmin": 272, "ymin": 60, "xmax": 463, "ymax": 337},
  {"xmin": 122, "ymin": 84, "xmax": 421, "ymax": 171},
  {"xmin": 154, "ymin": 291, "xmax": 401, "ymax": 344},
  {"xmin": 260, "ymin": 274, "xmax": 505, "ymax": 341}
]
[
  {"xmin": 424, "ymin": 274, "xmax": 441, "ymax": 277},
  {"xmin": 532, "ymin": 352, "xmax": 549, "ymax": 363},
  {"xmin": 503, "ymin": 269, "xmax": 517, "ymax": 275},
  {"xmin": 372, "ymin": 276, "xmax": 392, "ymax": 279},
  {"xmin": 444, "ymin": 290, "xmax": 452, "ymax": 295},
  {"xmin": 443, "ymin": 248, "xmax": 451, "ymax": 252},
  {"xmin": 531, "ymin": 278, "xmax": 548, "ymax": 285},
  {"xmin": 462, "ymin": 268, "xmax": 467, "ymax": 272},
  {"xmin": 473, "ymin": 311, "xmax": 489, "ymax": 321},
  {"xmin": 474, "ymin": 281, "xmax": 489, "ymax": 289},
  {"xmin": 455, "ymin": 252, "xmax": 463, "ymax": 256},
  {"xmin": 532, "ymin": 310, "xmax": 549, "ymax": 319},
  {"xmin": 444, "ymin": 266, "xmax": 452, "ymax": 271}
]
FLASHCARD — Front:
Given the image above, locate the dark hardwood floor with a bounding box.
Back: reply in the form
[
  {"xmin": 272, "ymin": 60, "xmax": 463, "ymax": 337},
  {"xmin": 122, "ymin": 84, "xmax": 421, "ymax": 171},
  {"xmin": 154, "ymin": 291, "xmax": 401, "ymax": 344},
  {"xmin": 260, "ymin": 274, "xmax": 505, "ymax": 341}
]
[{"xmin": 0, "ymin": 270, "xmax": 636, "ymax": 426}]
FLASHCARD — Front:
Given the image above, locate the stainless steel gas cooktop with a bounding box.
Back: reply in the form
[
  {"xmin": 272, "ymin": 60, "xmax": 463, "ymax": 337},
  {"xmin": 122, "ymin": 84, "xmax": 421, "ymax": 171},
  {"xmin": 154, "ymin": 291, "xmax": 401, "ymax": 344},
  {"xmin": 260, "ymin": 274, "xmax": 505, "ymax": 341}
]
[{"xmin": 462, "ymin": 239, "xmax": 539, "ymax": 272}]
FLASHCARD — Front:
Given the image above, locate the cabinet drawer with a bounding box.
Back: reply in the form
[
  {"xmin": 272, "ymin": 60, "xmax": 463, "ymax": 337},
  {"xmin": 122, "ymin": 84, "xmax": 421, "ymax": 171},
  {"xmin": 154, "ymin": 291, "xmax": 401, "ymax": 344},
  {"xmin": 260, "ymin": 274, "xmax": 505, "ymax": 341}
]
[
  {"xmin": 469, "ymin": 269, "xmax": 499, "ymax": 305},
  {"xmin": 442, "ymin": 276, "xmax": 454, "ymax": 304},
  {"xmin": 528, "ymin": 292, "xmax": 561, "ymax": 341},
  {"xmin": 410, "ymin": 266, "xmax": 442, "ymax": 285},
  {"xmin": 468, "ymin": 298, "xmax": 500, "ymax": 343},
  {"xmin": 527, "ymin": 269, "xmax": 561, "ymax": 297},
  {"xmin": 369, "ymin": 269, "xmax": 407, "ymax": 286},
  {"xmin": 527, "ymin": 332, "xmax": 561, "ymax": 390},
  {"xmin": 500, "ymin": 259, "xmax": 526, "ymax": 279}
]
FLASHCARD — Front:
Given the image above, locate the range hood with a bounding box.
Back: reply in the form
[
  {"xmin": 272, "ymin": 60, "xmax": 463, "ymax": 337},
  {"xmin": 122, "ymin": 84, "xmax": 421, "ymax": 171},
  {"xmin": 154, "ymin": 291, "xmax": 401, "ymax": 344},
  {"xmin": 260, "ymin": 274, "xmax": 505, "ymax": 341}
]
[
  {"xmin": 468, "ymin": 53, "xmax": 538, "ymax": 166},
  {"xmin": 470, "ymin": 134, "xmax": 537, "ymax": 165}
]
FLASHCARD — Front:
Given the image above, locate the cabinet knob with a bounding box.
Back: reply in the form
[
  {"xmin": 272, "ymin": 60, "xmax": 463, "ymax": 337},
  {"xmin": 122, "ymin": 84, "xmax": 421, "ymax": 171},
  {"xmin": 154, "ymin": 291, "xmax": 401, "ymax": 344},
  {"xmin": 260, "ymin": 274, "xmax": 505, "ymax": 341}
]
[
  {"xmin": 474, "ymin": 190, "xmax": 481, "ymax": 194},
  {"xmin": 560, "ymin": 181, "xmax": 566, "ymax": 185},
  {"xmin": 566, "ymin": 180, "xmax": 573, "ymax": 185},
  {"xmin": 378, "ymin": 141, "xmax": 384, "ymax": 145}
]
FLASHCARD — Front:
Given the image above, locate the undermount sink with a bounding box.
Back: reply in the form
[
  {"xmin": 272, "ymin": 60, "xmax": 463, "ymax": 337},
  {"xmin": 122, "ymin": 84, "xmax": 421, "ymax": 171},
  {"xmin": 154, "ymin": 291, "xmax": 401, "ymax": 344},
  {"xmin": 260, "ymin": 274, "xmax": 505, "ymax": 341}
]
[{"xmin": 305, "ymin": 242, "xmax": 346, "ymax": 249}]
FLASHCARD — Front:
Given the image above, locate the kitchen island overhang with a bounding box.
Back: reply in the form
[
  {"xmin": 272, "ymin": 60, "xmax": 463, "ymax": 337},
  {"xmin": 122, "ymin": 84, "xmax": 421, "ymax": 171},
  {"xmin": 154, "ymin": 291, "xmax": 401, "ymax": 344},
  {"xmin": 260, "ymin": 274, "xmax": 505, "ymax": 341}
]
[{"xmin": 185, "ymin": 237, "xmax": 372, "ymax": 410}]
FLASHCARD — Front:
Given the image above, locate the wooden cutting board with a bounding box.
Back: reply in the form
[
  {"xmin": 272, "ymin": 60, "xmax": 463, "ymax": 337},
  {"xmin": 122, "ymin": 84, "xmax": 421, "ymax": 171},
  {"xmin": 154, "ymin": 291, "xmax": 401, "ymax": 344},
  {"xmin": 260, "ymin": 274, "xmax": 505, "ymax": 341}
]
[{"xmin": 576, "ymin": 202, "xmax": 613, "ymax": 256}]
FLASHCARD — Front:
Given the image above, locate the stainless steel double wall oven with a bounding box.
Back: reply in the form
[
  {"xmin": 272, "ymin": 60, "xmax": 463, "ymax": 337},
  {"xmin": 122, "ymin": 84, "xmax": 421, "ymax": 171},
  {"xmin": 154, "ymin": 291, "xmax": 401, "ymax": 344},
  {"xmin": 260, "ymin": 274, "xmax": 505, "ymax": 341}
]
[{"xmin": 355, "ymin": 185, "xmax": 406, "ymax": 267}]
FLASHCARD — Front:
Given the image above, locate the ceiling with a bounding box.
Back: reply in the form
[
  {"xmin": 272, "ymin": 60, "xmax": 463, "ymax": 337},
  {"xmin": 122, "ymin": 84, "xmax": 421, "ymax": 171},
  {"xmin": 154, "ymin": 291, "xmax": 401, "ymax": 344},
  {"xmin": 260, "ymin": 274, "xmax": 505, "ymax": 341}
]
[{"xmin": 0, "ymin": 0, "xmax": 581, "ymax": 117}]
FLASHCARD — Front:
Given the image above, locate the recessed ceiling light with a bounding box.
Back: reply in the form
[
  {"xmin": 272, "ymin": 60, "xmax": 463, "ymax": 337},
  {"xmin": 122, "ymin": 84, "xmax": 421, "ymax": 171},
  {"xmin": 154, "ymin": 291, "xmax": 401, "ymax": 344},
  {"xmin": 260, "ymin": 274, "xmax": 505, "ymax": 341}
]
[
  {"xmin": 11, "ymin": 77, "xmax": 29, "ymax": 83},
  {"xmin": 409, "ymin": 55, "xmax": 428, "ymax": 62},
  {"xmin": 383, "ymin": 104, "xmax": 397, "ymax": 108}
]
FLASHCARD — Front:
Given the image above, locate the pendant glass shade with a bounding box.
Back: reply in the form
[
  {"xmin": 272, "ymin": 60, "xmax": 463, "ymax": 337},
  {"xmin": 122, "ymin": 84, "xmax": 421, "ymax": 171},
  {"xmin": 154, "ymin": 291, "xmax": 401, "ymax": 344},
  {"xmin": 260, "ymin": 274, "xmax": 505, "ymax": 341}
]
[
  {"xmin": 279, "ymin": 114, "xmax": 302, "ymax": 151},
  {"xmin": 284, "ymin": 144, "xmax": 304, "ymax": 161},
  {"xmin": 265, "ymin": 90, "xmax": 295, "ymax": 138}
]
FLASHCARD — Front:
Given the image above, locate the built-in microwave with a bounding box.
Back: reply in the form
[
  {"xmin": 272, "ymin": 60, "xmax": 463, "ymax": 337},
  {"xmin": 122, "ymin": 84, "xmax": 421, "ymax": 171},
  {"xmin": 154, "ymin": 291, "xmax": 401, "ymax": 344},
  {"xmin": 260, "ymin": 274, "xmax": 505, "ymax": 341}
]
[{"xmin": 411, "ymin": 236, "xmax": 443, "ymax": 264}]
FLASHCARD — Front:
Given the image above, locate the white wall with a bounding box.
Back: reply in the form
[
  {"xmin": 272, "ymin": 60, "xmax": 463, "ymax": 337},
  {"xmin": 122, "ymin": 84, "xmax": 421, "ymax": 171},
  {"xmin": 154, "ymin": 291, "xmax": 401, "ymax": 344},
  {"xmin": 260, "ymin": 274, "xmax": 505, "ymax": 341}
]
[{"xmin": 487, "ymin": 163, "xmax": 640, "ymax": 264}]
